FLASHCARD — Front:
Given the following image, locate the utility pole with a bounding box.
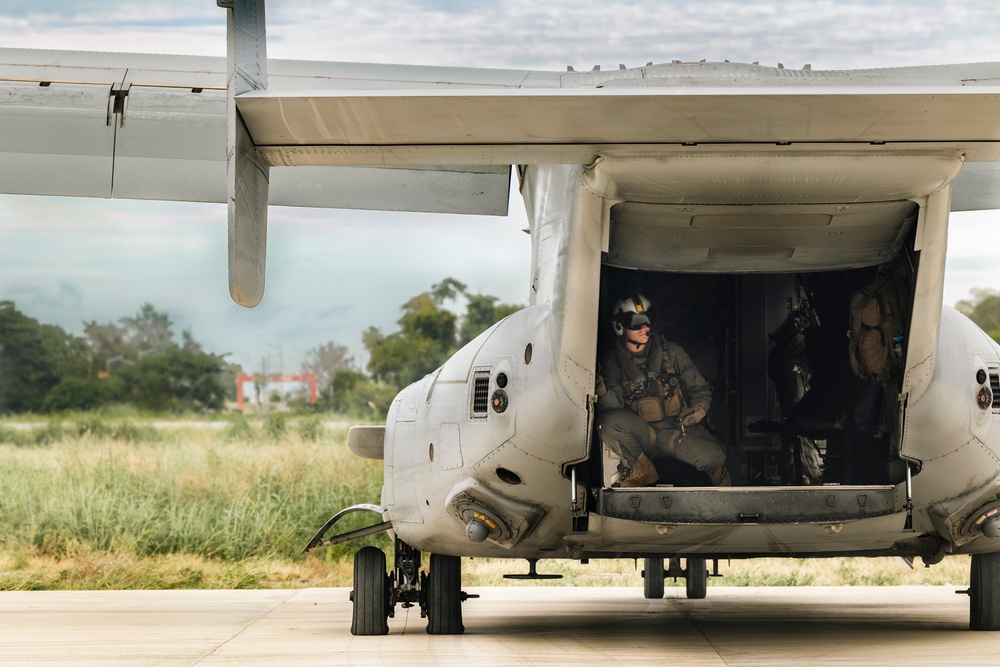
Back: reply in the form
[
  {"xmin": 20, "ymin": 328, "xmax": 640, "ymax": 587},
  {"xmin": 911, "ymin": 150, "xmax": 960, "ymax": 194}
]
[{"xmin": 266, "ymin": 343, "xmax": 284, "ymax": 375}]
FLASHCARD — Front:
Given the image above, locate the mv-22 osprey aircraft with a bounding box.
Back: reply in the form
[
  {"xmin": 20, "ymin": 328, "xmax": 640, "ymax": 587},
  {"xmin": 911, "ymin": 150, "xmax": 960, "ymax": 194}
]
[{"xmin": 3, "ymin": 0, "xmax": 1000, "ymax": 635}]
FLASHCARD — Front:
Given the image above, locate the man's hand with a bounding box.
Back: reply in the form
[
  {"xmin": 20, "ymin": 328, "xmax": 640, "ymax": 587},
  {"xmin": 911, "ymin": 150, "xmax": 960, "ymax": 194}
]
[
  {"xmin": 595, "ymin": 374, "xmax": 607, "ymax": 398},
  {"xmin": 679, "ymin": 404, "xmax": 707, "ymax": 427}
]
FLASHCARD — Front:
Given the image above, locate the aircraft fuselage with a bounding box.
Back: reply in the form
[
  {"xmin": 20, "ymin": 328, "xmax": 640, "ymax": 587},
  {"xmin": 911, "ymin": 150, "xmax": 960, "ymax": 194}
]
[{"xmin": 384, "ymin": 155, "xmax": 1000, "ymax": 564}]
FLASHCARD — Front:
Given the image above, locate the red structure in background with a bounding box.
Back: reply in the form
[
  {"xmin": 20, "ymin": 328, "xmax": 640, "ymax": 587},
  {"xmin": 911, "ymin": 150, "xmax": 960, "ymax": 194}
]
[{"xmin": 236, "ymin": 373, "xmax": 318, "ymax": 411}]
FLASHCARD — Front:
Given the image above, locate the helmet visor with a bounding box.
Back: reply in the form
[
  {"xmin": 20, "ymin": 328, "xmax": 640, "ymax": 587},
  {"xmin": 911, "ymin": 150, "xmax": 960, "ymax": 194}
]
[{"xmin": 621, "ymin": 312, "xmax": 652, "ymax": 330}]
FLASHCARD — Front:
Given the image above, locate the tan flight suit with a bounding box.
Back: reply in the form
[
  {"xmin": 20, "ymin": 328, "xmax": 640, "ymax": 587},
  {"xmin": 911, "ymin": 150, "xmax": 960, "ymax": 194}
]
[{"xmin": 597, "ymin": 336, "xmax": 727, "ymax": 478}]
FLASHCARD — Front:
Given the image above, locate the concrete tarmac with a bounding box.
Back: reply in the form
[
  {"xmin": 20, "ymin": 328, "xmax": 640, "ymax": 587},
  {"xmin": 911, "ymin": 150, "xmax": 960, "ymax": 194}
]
[{"xmin": 2, "ymin": 586, "xmax": 998, "ymax": 666}]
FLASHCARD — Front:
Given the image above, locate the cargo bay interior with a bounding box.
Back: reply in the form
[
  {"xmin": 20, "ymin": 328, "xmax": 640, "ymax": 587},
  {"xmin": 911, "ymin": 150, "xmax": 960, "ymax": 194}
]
[{"xmin": 590, "ymin": 205, "xmax": 919, "ymax": 491}]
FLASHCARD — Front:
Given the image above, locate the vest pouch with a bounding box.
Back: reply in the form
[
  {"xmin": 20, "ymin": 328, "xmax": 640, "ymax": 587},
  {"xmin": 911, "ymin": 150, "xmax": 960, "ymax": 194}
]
[
  {"xmin": 635, "ymin": 395, "xmax": 665, "ymax": 422},
  {"xmin": 663, "ymin": 391, "xmax": 683, "ymax": 417}
]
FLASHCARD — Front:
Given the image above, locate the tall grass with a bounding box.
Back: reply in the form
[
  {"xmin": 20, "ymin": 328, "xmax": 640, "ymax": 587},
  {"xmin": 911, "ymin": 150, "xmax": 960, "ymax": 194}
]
[
  {"xmin": 0, "ymin": 417, "xmax": 974, "ymax": 591},
  {"xmin": 0, "ymin": 418, "xmax": 385, "ymax": 589}
]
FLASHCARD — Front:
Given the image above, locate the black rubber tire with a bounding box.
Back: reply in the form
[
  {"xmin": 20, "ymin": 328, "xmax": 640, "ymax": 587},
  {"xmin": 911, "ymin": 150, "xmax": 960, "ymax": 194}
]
[
  {"xmin": 351, "ymin": 546, "xmax": 389, "ymax": 636},
  {"xmin": 643, "ymin": 557, "xmax": 665, "ymax": 599},
  {"xmin": 970, "ymin": 552, "xmax": 1000, "ymax": 630},
  {"xmin": 426, "ymin": 554, "xmax": 465, "ymax": 634},
  {"xmin": 686, "ymin": 558, "xmax": 708, "ymax": 600}
]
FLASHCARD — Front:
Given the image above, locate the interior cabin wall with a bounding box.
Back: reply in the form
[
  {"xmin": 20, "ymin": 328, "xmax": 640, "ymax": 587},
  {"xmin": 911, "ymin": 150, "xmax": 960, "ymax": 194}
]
[{"xmin": 596, "ymin": 251, "xmax": 916, "ymax": 488}]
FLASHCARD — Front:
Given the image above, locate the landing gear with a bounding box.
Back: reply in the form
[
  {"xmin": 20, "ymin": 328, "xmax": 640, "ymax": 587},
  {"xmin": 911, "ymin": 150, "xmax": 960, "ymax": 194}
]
[
  {"xmin": 686, "ymin": 558, "xmax": 708, "ymax": 599},
  {"xmin": 642, "ymin": 557, "xmax": 709, "ymax": 599},
  {"xmin": 352, "ymin": 540, "xmax": 471, "ymax": 635},
  {"xmin": 970, "ymin": 552, "xmax": 1000, "ymax": 630},
  {"xmin": 425, "ymin": 553, "xmax": 465, "ymax": 634},
  {"xmin": 643, "ymin": 557, "xmax": 664, "ymax": 599},
  {"xmin": 350, "ymin": 546, "xmax": 390, "ymax": 635}
]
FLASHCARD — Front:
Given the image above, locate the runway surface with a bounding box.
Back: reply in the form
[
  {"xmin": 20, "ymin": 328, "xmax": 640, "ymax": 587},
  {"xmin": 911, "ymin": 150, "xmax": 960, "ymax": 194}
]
[{"xmin": 2, "ymin": 586, "xmax": 998, "ymax": 666}]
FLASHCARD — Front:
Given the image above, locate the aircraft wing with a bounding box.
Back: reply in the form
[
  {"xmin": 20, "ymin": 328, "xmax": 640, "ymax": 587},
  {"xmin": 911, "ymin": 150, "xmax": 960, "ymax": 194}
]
[
  {"xmin": 4, "ymin": 37, "xmax": 1000, "ymax": 306},
  {"xmin": 0, "ymin": 47, "xmax": 521, "ymax": 216},
  {"xmin": 5, "ymin": 47, "xmax": 1000, "ymax": 213}
]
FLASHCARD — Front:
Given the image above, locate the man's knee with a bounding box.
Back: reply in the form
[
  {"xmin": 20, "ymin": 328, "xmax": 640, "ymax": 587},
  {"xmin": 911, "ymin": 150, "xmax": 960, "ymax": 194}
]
[
  {"xmin": 673, "ymin": 427, "xmax": 727, "ymax": 471},
  {"xmin": 598, "ymin": 410, "xmax": 646, "ymax": 463}
]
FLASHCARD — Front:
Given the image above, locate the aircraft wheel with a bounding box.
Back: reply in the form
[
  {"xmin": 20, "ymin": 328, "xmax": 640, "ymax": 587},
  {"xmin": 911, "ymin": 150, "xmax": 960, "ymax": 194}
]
[
  {"xmin": 970, "ymin": 552, "xmax": 1000, "ymax": 630},
  {"xmin": 686, "ymin": 558, "xmax": 708, "ymax": 599},
  {"xmin": 643, "ymin": 557, "xmax": 665, "ymax": 599},
  {"xmin": 426, "ymin": 554, "xmax": 465, "ymax": 634},
  {"xmin": 351, "ymin": 546, "xmax": 390, "ymax": 635}
]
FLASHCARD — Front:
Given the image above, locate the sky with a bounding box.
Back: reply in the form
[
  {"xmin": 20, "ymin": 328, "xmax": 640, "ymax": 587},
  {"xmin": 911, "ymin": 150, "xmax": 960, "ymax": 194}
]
[{"xmin": 2, "ymin": 0, "xmax": 1000, "ymax": 374}]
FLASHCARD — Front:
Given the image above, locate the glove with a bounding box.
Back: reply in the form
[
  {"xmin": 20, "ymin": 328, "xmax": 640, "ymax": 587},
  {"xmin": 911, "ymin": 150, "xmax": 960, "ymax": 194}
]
[
  {"xmin": 595, "ymin": 374, "xmax": 607, "ymax": 398},
  {"xmin": 679, "ymin": 404, "xmax": 707, "ymax": 427}
]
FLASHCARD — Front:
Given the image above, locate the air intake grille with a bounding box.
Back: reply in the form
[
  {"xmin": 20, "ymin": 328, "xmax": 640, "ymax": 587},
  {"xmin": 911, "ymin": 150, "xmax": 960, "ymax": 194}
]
[
  {"xmin": 472, "ymin": 372, "xmax": 491, "ymax": 416},
  {"xmin": 991, "ymin": 372, "xmax": 1000, "ymax": 410}
]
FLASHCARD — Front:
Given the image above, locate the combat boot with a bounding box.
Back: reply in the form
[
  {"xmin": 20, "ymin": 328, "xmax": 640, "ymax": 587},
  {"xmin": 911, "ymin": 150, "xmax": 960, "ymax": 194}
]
[{"xmin": 619, "ymin": 453, "xmax": 659, "ymax": 487}]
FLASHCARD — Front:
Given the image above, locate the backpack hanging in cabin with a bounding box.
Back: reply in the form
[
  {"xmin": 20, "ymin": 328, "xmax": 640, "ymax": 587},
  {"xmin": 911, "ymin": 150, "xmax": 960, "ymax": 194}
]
[{"xmin": 849, "ymin": 273, "xmax": 906, "ymax": 381}]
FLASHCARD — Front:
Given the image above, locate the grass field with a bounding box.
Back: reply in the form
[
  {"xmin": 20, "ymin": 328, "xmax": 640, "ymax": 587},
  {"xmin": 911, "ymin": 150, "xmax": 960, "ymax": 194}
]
[{"xmin": 0, "ymin": 417, "xmax": 972, "ymax": 590}]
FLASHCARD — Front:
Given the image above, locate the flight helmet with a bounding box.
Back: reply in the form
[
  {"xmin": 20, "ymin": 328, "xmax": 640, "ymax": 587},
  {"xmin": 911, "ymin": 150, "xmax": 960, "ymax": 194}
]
[{"xmin": 611, "ymin": 294, "xmax": 654, "ymax": 337}]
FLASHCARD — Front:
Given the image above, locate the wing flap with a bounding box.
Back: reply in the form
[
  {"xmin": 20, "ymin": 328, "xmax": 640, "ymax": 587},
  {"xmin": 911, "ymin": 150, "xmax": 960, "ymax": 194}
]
[
  {"xmin": 112, "ymin": 85, "xmax": 229, "ymax": 202},
  {"xmin": 0, "ymin": 79, "xmax": 116, "ymax": 198}
]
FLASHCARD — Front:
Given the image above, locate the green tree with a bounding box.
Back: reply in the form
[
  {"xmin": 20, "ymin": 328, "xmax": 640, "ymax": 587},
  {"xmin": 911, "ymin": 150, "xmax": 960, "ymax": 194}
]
[
  {"xmin": 82, "ymin": 320, "xmax": 129, "ymax": 371},
  {"xmin": 84, "ymin": 304, "xmax": 232, "ymax": 410},
  {"xmin": 111, "ymin": 348, "xmax": 226, "ymax": 412},
  {"xmin": 0, "ymin": 301, "xmax": 229, "ymax": 415},
  {"xmin": 41, "ymin": 376, "xmax": 107, "ymax": 412},
  {"xmin": 0, "ymin": 301, "xmax": 90, "ymax": 413},
  {"xmin": 302, "ymin": 340, "xmax": 356, "ymax": 399},
  {"xmin": 459, "ymin": 294, "xmax": 522, "ymax": 346},
  {"xmin": 217, "ymin": 360, "xmax": 241, "ymax": 402},
  {"xmin": 325, "ymin": 368, "xmax": 396, "ymax": 418},
  {"xmin": 957, "ymin": 288, "xmax": 1000, "ymax": 343},
  {"xmin": 364, "ymin": 287, "xmax": 457, "ymax": 387},
  {"xmin": 364, "ymin": 278, "xmax": 523, "ymax": 391},
  {"xmin": 120, "ymin": 302, "xmax": 175, "ymax": 355},
  {"xmin": 84, "ymin": 303, "xmax": 177, "ymax": 371},
  {"xmin": 180, "ymin": 328, "xmax": 204, "ymax": 353},
  {"xmin": 430, "ymin": 277, "xmax": 467, "ymax": 303}
]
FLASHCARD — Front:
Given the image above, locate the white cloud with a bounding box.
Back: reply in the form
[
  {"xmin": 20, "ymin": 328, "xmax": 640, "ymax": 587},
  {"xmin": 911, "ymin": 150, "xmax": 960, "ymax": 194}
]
[
  {"xmin": 8, "ymin": 1, "xmax": 1000, "ymax": 70},
  {"xmin": 258, "ymin": 1, "xmax": 1000, "ymax": 71},
  {"xmin": 3, "ymin": 1, "xmax": 1000, "ymax": 372}
]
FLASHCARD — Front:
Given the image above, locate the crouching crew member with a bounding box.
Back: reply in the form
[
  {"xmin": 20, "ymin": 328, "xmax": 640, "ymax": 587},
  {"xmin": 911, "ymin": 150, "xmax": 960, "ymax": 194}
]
[{"xmin": 596, "ymin": 294, "xmax": 730, "ymax": 487}]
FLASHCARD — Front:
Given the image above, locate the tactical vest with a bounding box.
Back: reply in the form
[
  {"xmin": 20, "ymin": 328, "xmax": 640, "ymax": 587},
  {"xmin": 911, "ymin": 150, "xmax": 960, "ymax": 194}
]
[{"xmin": 619, "ymin": 336, "xmax": 686, "ymax": 422}]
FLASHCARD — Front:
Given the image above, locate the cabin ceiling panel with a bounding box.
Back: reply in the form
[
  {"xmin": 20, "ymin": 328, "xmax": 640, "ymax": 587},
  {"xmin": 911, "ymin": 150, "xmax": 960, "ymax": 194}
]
[{"xmin": 606, "ymin": 200, "xmax": 917, "ymax": 272}]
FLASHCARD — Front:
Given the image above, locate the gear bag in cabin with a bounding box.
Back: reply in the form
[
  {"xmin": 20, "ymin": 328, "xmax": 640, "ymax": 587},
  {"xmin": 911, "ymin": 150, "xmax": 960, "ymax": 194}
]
[{"xmin": 849, "ymin": 274, "xmax": 906, "ymax": 381}]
